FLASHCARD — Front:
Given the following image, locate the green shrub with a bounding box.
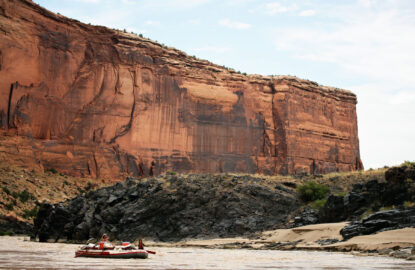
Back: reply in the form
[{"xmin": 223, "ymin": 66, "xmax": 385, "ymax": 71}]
[
  {"xmin": 168, "ymin": 171, "xmax": 177, "ymax": 176},
  {"xmin": 312, "ymin": 198, "xmax": 327, "ymax": 210},
  {"xmin": 11, "ymin": 191, "xmax": 18, "ymax": 199},
  {"xmin": 0, "ymin": 230, "xmax": 12, "ymax": 236},
  {"xmin": 335, "ymin": 191, "xmax": 348, "ymax": 197},
  {"xmin": 2, "ymin": 187, "xmax": 10, "ymax": 195},
  {"xmin": 5, "ymin": 203, "xmax": 14, "ymax": 211},
  {"xmin": 18, "ymin": 189, "xmax": 31, "ymax": 203},
  {"xmin": 297, "ymin": 181, "xmax": 330, "ymax": 202},
  {"xmin": 401, "ymin": 161, "xmax": 415, "ymax": 167},
  {"xmin": 23, "ymin": 206, "xmax": 38, "ymax": 219}
]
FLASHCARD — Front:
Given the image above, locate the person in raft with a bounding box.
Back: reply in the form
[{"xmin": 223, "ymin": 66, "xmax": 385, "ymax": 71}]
[{"xmin": 98, "ymin": 234, "xmax": 113, "ymax": 249}]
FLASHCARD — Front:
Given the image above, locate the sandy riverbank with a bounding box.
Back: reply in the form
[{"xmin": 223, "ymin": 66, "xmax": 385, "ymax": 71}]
[{"xmin": 147, "ymin": 222, "xmax": 415, "ymax": 259}]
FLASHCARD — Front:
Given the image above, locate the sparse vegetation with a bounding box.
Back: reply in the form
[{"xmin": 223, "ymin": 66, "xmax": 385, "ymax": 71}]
[
  {"xmin": 2, "ymin": 186, "xmax": 10, "ymax": 195},
  {"xmin": 311, "ymin": 198, "xmax": 327, "ymax": 210},
  {"xmin": 335, "ymin": 191, "xmax": 348, "ymax": 197},
  {"xmin": 11, "ymin": 191, "xmax": 18, "ymax": 199},
  {"xmin": 5, "ymin": 203, "xmax": 14, "ymax": 211},
  {"xmin": 379, "ymin": 205, "xmax": 395, "ymax": 211},
  {"xmin": 0, "ymin": 230, "xmax": 12, "ymax": 236},
  {"xmin": 361, "ymin": 208, "xmax": 374, "ymax": 220},
  {"xmin": 360, "ymin": 204, "xmax": 395, "ymax": 220},
  {"xmin": 23, "ymin": 206, "xmax": 39, "ymax": 219},
  {"xmin": 17, "ymin": 189, "xmax": 35, "ymax": 203},
  {"xmin": 85, "ymin": 182, "xmax": 98, "ymax": 191},
  {"xmin": 401, "ymin": 160, "xmax": 415, "ymax": 167},
  {"xmin": 404, "ymin": 201, "xmax": 415, "ymax": 208},
  {"xmin": 297, "ymin": 181, "xmax": 330, "ymax": 202},
  {"xmin": 0, "ymin": 163, "xmax": 110, "ymax": 223}
]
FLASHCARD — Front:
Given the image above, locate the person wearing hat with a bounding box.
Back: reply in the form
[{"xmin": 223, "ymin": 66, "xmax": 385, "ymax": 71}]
[{"xmin": 98, "ymin": 234, "xmax": 113, "ymax": 249}]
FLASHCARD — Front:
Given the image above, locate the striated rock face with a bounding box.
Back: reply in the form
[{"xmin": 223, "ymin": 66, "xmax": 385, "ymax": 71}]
[
  {"xmin": 34, "ymin": 174, "xmax": 301, "ymax": 242},
  {"xmin": 0, "ymin": 0, "xmax": 363, "ymax": 179}
]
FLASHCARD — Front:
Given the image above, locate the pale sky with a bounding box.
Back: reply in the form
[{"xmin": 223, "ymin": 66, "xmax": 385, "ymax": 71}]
[{"xmin": 35, "ymin": 0, "xmax": 415, "ymax": 169}]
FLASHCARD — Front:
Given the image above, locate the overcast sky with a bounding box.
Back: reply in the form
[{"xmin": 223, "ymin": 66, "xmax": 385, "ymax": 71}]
[{"xmin": 35, "ymin": 0, "xmax": 415, "ymax": 169}]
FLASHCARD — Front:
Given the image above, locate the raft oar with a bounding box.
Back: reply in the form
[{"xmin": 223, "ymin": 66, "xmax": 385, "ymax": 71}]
[{"xmin": 147, "ymin": 250, "xmax": 156, "ymax": 254}]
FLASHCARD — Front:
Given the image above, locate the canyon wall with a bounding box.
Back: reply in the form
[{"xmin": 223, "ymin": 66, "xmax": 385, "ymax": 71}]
[{"xmin": 0, "ymin": 0, "xmax": 363, "ymax": 179}]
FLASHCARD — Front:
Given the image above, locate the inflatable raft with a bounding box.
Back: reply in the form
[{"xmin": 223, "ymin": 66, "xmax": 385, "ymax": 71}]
[{"xmin": 75, "ymin": 242, "xmax": 155, "ymax": 259}]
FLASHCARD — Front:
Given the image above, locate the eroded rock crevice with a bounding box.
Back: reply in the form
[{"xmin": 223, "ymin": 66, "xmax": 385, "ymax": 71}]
[{"xmin": 7, "ymin": 82, "xmax": 15, "ymax": 129}]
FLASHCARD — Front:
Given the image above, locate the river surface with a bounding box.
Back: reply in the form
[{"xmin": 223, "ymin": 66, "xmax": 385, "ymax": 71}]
[{"xmin": 1, "ymin": 236, "xmax": 414, "ymax": 270}]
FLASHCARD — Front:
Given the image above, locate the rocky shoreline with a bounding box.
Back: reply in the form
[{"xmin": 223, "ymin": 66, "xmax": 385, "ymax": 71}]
[{"xmin": 146, "ymin": 223, "xmax": 415, "ymax": 261}]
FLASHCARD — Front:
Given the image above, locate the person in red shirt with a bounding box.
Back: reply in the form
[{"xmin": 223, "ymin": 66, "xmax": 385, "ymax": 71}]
[{"xmin": 98, "ymin": 234, "xmax": 113, "ymax": 249}]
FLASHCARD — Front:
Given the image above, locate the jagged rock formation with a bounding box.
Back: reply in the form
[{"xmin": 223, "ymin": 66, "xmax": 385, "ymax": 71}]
[
  {"xmin": 340, "ymin": 208, "xmax": 415, "ymax": 240},
  {"xmin": 318, "ymin": 163, "xmax": 415, "ymax": 223},
  {"xmin": 291, "ymin": 163, "xmax": 415, "ymax": 239},
  {"xmin": 0, "ymin": 0, "xmax": 363, "ymax": 179},
  {"xmin": 34, "ymin": 174, "xmax": 301, "ymax": 242}
]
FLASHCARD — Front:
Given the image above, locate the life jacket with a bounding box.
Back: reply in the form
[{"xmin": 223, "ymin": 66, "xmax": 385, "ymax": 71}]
[{"xmin": 98, "ymin": 241, "xmax": 113, "ymax": 249}]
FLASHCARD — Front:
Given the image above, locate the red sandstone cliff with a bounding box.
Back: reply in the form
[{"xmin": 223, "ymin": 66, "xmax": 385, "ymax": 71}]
[{"xmin": 0, "ymin": 0, "xmax": 363, "ymax": 179}]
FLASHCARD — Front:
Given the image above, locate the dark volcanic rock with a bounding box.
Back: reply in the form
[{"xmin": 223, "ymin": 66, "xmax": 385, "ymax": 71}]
[
  {"xmin": 318, "ymin": 164, "xmax": 415, "ymax": 223},
  {"xmin": 34, "ymin": 174, "xmax": 301, "ymax": 242},
  {"xmin": 385, "ymin": 165, "xmax": 415, "ymax": 186},
  {"xmin": 293, "ymin": 208, "xmax": 318, "ymax": 227},
  {"xmin": 340, "ymin": 208, "xmax": 415, "ymax": 240},
  {"xmin": 383, "ymin": 164, "xmax": 415, "ymax": 205},
  {"xmin": 318, "ymin": 181, "xmax": 386, "ymax": 223},
  {"xmin": 319, "ymin": 192, "xmax": 371, "ymax": 223}
]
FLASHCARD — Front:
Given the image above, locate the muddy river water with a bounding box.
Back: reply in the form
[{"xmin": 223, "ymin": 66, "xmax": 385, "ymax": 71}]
[{"xmin": 1, "ymin": 236, "xmax": 414, "ymax": 270}]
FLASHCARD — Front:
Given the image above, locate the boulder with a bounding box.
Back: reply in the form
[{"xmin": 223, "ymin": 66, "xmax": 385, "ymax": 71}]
[{"xmin": 340, "ymin": 208, "xmax": 415, "ymax": 240}]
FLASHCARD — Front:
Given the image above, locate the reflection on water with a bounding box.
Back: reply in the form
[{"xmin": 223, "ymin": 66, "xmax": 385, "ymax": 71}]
[{"xmin": 1, "ymin": 236, "xmax": 414, "ymax": 270}]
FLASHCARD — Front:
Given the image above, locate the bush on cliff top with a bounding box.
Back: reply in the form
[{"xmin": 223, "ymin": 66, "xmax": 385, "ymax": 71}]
[
  {"xmin": 297, "ymin": 181, "xmax": 330, "ymax": 202},
  {"xmin": 401, "ymin": 160, "xmax": 415, "ymax": 168}
]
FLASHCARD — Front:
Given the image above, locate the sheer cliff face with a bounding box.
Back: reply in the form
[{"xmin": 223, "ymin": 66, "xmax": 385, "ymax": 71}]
[{"xmin": 0, "ymin": 0, "xmax": 363, "ymax": 179}]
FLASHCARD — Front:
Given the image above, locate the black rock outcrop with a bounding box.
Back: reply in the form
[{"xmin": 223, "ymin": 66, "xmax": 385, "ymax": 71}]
[
  {"xmin": 34, "ymin": 174, "xmax": 301, "ymax": 242},
  {"xmin": 340, "ymin": 207, "xmax": 415, "ymax": 240},
  {"xmin": 319, "ymin": 164, "xmax": 415, "ymax": 223}
]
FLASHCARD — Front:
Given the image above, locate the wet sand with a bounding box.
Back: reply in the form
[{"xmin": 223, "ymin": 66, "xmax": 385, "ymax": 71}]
[
  {"xmin": 154, "ymin": 223, "xmax": 415, "ymax": 253},
  {"xmin": 1, "ymin": 236, "xmax": 415, "ymax": 270}
]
